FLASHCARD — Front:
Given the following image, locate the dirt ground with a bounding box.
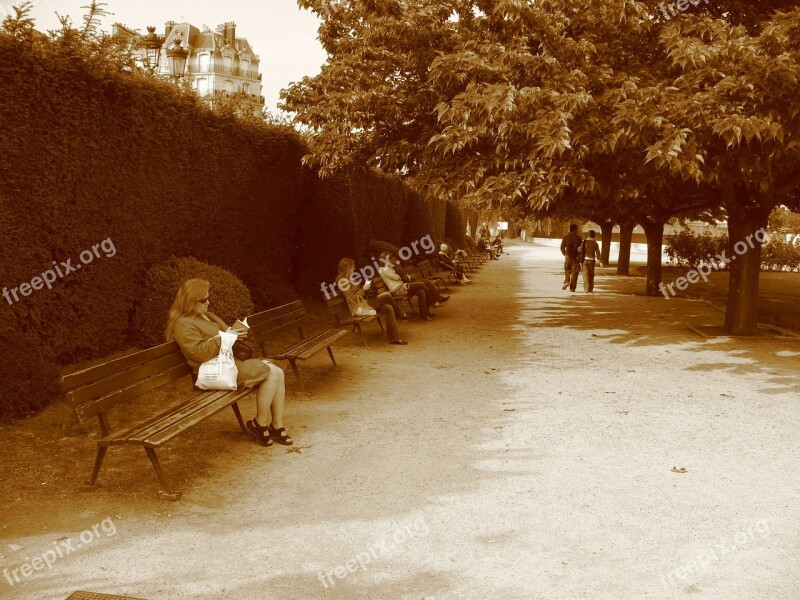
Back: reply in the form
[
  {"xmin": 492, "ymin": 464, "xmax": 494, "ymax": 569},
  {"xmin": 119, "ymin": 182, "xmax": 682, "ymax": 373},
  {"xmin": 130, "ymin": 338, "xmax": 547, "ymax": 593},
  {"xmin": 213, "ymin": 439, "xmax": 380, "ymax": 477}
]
[{"xmin": 1, "ymin": 241, "xmax": 799, "ymax": 600}]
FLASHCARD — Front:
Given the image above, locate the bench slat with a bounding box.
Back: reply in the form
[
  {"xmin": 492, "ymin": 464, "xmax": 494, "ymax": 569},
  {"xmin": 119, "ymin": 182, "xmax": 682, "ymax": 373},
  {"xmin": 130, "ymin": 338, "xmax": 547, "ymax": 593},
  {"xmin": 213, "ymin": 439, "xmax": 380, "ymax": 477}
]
[
  {"xmin": 143, "ymin": 391, "xmax": 250, "ymax": 447},
  {"xmin": 295, "ymin": 330, "xmax": 349, "ymax": 360},
  {"xmin": 61, "ymin": 342, "xmax": 181, "ymax": 392},
  {"xmin": 247, "ymin": 300, "xmax": 304, "ymax": 324},
  {"xmin": 136, "ymin": 389, "xmax": 251, "ymax": 447},
  {"xmin": 117, "ymin": 388, "xmax": 247, "ymax": 444},
  {"xmin": 269, "ymin": 328, "xmax": 349, "ymax": 360},
  {"xmin": 66, "ymin": 352, "xmax": 188, "ymax": 409},
  {"xmin": 99, "ymin": 390, "xmax": 217, "ymax": 445},
  {"xmin": 267, "ymin": 329, "xmax": 334, "ymax": 358},
  {"xmin": 248, "ymin": 302, "xmax": 306, "ymax": 336},
  {"xmin": 74, "ymin": 363, "xmax": 192, "ymax": 422}
]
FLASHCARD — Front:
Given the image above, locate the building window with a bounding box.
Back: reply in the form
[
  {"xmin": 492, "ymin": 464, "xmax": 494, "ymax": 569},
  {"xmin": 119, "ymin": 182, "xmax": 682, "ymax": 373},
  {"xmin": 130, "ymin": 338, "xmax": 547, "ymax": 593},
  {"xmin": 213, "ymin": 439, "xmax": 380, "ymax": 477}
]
[
  {"xmin": 197, "ymin": 78, "xmax": 208, "ymax": 96},
  {"xmin": 242, "ymin": 83, "xmax": 250, "ymax": 94},
  {"xmin": 199, "ymin": 54, "xmax": 210, "ymax": 72}
]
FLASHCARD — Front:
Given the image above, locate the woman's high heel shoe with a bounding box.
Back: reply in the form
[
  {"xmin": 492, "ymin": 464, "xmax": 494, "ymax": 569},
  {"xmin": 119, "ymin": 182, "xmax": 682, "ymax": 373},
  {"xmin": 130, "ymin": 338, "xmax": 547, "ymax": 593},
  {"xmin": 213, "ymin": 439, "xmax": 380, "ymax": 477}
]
[
  {"xmin": 246, "ymin": 419, "xmax": 274, "ymax": 447},
  {"xmin": 268, "ymin": 424, "xmax": 293, "ymax": 446}
]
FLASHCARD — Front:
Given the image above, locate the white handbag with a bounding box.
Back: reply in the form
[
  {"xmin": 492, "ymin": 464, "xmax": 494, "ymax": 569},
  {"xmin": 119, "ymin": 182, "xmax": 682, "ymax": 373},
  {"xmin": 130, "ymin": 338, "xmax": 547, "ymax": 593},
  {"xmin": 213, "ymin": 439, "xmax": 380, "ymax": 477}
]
[{"xmin": 195, "ymin": 330, "xmax": 239, "ymax": 390}]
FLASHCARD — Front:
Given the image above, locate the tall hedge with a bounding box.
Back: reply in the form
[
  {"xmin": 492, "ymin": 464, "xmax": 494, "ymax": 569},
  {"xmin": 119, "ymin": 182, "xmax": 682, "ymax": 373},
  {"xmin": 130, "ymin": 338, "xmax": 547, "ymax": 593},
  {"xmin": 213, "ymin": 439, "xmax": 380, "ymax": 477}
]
[
  {"xmin": 0, "ymin": 39, "xmax": 308, "ymax": 420},
  {"xmin": 294, "ymin": 168, "xmax": 441, "ymax": 295},
  {"xmin": 445, "ymin": 201, "xmax": 467, "ymax": 248},
  {"xmin": 0, "ymin": 37, "xmax": 467, "ymax": 421}
]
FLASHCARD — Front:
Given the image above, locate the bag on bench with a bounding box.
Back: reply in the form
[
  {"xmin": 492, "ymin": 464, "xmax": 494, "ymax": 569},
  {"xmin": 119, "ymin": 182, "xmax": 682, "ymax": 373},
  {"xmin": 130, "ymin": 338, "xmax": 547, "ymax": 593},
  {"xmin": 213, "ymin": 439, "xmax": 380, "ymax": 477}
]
[{"xmin": 196, "ymin": 330, "xmax": 238, "ymax": 390}]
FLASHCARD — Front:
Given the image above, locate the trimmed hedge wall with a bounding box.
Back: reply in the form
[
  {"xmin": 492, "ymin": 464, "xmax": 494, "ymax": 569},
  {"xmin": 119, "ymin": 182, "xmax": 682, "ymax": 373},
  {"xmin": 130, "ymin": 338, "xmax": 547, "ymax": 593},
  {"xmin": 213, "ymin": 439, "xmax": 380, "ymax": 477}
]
[
  {"xmin": 0, "ymin": 40, "xmax": 306, "ymax": 362},
  {"xmin": 293, "ymin": 168, "xmax": 443, "ymax": 295},
  {"xmin": 0, "ymin": 37, "xmax": 467, "ymax": 422}
]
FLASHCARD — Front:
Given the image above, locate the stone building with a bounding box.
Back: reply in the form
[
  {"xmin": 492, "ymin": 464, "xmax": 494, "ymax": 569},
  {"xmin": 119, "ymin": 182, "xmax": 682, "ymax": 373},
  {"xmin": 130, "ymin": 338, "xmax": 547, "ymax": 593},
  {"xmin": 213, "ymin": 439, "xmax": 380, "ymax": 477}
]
[{"xmin": 113, "ymin": 21, "xmax": 264, "ymax": 112}]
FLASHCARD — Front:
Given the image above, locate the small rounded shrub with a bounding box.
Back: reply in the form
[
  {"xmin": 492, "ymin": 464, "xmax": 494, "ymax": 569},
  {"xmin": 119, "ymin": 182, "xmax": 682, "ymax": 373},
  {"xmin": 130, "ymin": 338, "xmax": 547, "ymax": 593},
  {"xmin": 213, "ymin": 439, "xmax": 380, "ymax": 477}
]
[
  {"xmin": 130, "ymin": 257, "xmax": 254, "ymax": 347},
  {"xmin": 242, "ymin": 266, "xmax": 299, "ymax": 311}
]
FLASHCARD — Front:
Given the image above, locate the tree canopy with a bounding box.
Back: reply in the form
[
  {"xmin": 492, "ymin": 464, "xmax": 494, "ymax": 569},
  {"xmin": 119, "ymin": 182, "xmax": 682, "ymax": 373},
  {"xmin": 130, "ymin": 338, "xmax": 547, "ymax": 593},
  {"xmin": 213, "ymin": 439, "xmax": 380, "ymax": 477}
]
[{"xmin": 284, "ymin": 0, "xmax": 800, "ymax": 332}]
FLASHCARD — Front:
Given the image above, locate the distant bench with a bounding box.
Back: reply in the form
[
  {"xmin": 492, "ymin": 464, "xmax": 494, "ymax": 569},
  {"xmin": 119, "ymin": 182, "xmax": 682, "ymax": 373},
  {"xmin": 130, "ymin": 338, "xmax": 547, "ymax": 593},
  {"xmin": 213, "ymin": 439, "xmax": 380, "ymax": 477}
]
[
  {"xmin": 241, "ymin": 300, "xmax": 350, "ymax": 392},
  {"xmin": 368, "ymin": 275, "xmax": 417, "ymax": 315},
  {"xmin": 322, "ymin": 292, "xmax": 384, "ymax": 346}
]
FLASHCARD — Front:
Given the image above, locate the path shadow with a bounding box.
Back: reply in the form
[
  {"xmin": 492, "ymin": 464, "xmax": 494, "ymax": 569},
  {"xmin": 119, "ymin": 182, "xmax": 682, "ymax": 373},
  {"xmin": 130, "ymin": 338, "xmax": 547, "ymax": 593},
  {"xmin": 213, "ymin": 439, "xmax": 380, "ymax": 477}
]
[{"xmin": 523, "ymin": 262, "xmax": 800, "ymax": 397}]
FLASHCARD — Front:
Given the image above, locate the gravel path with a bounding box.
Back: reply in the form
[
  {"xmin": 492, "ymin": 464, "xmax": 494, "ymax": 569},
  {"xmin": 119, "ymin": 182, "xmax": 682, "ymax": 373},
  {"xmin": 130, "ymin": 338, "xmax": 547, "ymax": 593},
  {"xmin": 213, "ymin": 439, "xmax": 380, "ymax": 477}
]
[{"xmin": 3, "ymin": 241, "xmax": 799, "ymax": 600}]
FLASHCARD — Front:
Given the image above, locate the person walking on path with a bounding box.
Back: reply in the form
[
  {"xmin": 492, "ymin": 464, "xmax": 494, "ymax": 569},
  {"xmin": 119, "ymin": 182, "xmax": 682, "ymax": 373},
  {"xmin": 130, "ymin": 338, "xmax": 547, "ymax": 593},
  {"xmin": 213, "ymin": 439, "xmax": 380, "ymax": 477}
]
[
  {"xmin": 560, "ymin": 224, "xmax": 583, "ymax": 292},
  {"xmin": 581, "ymin": 230, "xmax": 604, "ymax": 293}
]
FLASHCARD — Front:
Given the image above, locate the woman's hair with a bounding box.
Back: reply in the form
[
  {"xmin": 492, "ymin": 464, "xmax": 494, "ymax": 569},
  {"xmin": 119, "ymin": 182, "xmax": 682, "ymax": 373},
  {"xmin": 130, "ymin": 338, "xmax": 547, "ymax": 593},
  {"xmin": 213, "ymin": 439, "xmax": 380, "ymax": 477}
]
[
  {"xmin": 165, "ymin": 278, "xmax": 210, "ymax": 341},
  {"xmin": 336, "ymin": 258, "xmax": 354, "ymax": 279}
]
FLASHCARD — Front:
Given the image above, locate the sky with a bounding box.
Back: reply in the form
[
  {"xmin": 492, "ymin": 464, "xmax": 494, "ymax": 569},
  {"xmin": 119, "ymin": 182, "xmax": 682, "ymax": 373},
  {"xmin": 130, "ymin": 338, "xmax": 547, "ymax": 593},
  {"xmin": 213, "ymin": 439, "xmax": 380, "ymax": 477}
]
[{"xmin": 6, "ymin": 0, "xmax": 328, "ymax": 113}]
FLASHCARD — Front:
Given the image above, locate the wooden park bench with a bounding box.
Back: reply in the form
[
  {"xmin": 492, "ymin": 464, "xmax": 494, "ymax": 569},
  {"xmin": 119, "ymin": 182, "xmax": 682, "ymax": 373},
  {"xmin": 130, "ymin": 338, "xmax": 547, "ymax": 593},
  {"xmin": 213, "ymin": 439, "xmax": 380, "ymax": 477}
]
[
  {"xmin": 322, "ymin": 292, "xmax": 384, "ymax": 347},
  {"xmin": 61, "ymin": 342, "xmax": 253, "ymax": 500},
  {"xmin": 464, "ymin": 243, "xmax": 488, "ymax": 264},
  {"xmin": 368, "ymin": 275, "xmax": 418, "ymax": 315},
  {"xmin": 241, "ymin": 300, "xmax": 350, "ymax": 392},
  {"xmin": 417, "ymin": 259, "xmax": 453, "ymax": 289}
]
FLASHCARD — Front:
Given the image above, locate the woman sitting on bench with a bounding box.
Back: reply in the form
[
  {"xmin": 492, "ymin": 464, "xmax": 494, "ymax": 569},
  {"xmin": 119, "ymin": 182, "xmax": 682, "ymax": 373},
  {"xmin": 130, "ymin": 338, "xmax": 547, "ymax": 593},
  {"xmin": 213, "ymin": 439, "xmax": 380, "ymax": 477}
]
[
  {"xmin": 478, "ymin": 237, "xmax": 500, "ymax": 260},
  {"xmin": 337, "ymin": 258, "xmax": 408, "ymax": 345},
  {"xmin": 378, "ymin": 251, "xmax": 448, "ymax": 320},
  {"xmin": 166, "ymin": 278, "xmax": 292, "ymax": 447}
]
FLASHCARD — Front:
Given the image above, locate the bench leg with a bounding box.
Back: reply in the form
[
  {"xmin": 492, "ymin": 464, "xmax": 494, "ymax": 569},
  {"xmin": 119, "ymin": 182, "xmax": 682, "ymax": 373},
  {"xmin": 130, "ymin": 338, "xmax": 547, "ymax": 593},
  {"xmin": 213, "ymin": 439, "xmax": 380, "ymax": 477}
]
[
  {"xmin": 86, "ymin": 445, "xmax": 109, "ymax": 486},
  {"xmin": 353, "ymin": 323, "xmax": 368, "ymax": 347},
  {"xmin": 231, "ymin": 402, "xmax": 248, "ymax": 434},
  {"xmin": 288, "ymin": 359, "xmax": 304, "ymax": 392},
  {"xmin": 326, "ymin": 346, "xmax": 337, "ymax": 367},
  {"xmin": 144, "ymin": 447, "xmax": 182, "ymax": 501}
]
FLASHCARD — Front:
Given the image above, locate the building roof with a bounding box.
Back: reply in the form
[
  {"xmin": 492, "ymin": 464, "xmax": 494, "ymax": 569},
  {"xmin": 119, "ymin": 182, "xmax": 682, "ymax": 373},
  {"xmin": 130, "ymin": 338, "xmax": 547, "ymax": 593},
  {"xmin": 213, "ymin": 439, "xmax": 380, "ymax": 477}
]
[{"xmin": 165, "ymin": 22, "xmax": 260, "ymax": 64}]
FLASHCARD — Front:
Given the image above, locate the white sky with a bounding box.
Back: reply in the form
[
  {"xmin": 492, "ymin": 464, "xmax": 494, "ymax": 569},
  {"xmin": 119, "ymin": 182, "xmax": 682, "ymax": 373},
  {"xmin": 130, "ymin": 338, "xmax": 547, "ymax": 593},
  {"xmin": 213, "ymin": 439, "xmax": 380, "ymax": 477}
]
[{"xmin": 11, "ymin": 0, "xmax": 327, "ymax": 113}]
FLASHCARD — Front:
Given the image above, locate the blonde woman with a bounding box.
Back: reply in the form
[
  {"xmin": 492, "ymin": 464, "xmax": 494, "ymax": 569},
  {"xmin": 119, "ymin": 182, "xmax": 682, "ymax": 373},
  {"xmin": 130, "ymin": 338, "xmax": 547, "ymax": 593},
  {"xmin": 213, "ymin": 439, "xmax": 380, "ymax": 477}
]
[
  {"xmin": 165, "ymin": 278, "xmax": 292, "ymax": 446},
  {"xmin": 336, "ymin": 258, "xmax": 408, "ymax": 345}
]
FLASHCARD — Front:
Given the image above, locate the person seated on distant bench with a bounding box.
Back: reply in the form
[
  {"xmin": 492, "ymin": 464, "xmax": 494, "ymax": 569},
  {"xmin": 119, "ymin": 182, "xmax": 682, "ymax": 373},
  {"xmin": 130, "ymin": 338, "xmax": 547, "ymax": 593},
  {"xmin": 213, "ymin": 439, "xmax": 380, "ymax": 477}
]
[
  {"xmin": 166, "ymin": 278, "xmax": 292, "ymax": 447},
  {"xmin": 378, "ymin": 252, "xmax": 447, "ymax": 320},
  {"xmin": 437, "ymin": 244, "xmax": 471, "ymax": 285},
  {"xmin": 392, "ymin": 252, "xmax": 452, "ymax": 304},
  {"xmin": 336, "ymin": 258, "xmax": 408, "ymax": 345},
  {"xmin": 492, "ymin": 235, "xmax": 504, "ymax": 255},
  {"xmin": 478, "ymin": 237, "xmax": 499, "ymax": 260}
]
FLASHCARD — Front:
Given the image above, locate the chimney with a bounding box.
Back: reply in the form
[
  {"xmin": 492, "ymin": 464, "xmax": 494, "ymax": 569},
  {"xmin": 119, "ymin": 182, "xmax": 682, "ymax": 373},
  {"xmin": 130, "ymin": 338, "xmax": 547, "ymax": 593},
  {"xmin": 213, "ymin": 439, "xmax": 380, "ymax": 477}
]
[
  {"xmin": 165, "ymin": 20, "xmax": 175, "ymax": 40},
  {"xmin": 226, "ymin": 21, "xmax": 236, "ymax": 48}
]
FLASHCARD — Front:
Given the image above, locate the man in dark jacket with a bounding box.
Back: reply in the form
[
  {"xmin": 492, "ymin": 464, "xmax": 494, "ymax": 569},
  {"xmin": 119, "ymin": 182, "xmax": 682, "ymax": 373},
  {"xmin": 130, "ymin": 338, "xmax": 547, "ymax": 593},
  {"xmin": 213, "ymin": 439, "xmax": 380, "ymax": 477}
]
[
  {"xmin": 560, "ymin": 224, "xmax": 583, "ymax": 292},
  {"xmin": 581, "ymin": 230, "xmax": 604, "ymax": 292}
]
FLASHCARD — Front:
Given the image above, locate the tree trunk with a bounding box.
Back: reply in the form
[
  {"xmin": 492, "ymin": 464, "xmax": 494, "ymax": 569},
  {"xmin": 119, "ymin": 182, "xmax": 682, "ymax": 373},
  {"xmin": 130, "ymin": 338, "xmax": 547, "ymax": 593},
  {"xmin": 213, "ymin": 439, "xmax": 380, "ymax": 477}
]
[
  {"xmin": 600, "ymin": 221, "xmax": 614, "ymax": 266},
  {"xmin": 616, "ymin": 221, "xmax": 634, "ymax": 275},
  {"xmin": 467, "ymin": 212, "xmax": 480, "ymax": 239},
  {"xmin": 723, "ymin": 199, "xmax": 769, "ymax": 335},
  {"xmin": 642, "ymin": 219, "xmax": 665, "ymax": 296}
]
